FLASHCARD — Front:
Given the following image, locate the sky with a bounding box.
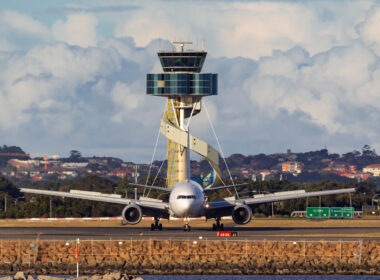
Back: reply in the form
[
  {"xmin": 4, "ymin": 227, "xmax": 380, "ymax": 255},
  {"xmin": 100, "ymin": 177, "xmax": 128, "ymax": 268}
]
[{"xmin": 1, "ymin": 0, "xmax": 380, "ymax": 162}]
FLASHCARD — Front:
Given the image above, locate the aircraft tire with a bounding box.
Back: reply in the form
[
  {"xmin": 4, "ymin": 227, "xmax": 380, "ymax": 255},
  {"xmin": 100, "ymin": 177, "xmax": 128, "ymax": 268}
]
[
  {"xmin": 158, "ymin": 224, "xmax": 163, "ymax": 231},
  {"xmin": 151, "ymin": 224, "xmax": 155, "ymax": 231},
  {"xmin": 220, "ymin": 223, "xmax": 224, "ymax": 230},
  {"xmin": 212, "ymin": 224, "xmax": 216, "ymax": 231}
]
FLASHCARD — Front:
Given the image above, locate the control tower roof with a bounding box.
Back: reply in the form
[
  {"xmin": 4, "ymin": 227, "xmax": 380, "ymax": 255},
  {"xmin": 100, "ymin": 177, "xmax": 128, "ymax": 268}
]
[{"xmin": 158, "ymin": 51, "xmax": 207, "ymax": 73}]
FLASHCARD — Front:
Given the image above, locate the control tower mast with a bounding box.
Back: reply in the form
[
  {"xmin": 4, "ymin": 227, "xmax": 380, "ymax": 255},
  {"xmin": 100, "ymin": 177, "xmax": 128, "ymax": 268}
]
[{"xmin": 147, "ymin": 41, "xmax": 222, "ymax": 188}]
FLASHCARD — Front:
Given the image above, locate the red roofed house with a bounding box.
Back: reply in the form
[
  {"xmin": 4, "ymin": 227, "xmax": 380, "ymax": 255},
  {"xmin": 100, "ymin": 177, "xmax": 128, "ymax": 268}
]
[
  {"xmin": 363, "ymin": 164, "xmax": 380, "ymax": 176},
  {"xmin": 340, "ymin": 173, "xmax": 356, "ymax": 179}
]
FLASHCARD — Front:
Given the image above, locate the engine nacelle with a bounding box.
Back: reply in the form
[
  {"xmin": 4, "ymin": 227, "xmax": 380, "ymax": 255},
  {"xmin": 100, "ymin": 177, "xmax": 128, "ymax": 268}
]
[
  {"xmin": 232, "ymin": 204, "xmax": 252, "ymax": 225},
  {"xmin": 122, "ymin": 204, "xmax": 143, "ymax": 225}
]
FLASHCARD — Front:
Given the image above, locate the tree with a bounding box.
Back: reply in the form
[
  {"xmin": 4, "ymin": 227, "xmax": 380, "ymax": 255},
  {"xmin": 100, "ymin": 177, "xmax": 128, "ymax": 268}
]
[
  {"xmin": 0, "ymin": 175, "xmax": 21, "ymax": 198},
  {"xmin": 362, "ymin": 145, "xmax": 377, "ymax": 158},
  {"xmin": 69, "ymin": 150, "xmax": 82, "ymax": 160}
]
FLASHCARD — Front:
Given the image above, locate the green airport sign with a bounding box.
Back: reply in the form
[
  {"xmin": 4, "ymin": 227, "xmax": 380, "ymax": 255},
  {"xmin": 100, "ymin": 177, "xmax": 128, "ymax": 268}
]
[
  {"xmin": 342, "ymin": 207, "xmax": 354, "ymax": 218},
  {"xmin": 306, "ymin": 207, "xmax": 354, "ymax": 219},
  {"xmin": 330, "ymin": 207, "xmax": 343, "ymax": 218},
  {"xmin": 306, "ymin": 207, "xmax": 330, "ymax": 218}
]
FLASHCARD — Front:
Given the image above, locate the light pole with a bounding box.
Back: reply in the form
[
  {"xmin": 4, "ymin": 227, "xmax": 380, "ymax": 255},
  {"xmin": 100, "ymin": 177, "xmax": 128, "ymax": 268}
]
[
  {"xmin": 50, "ymin": 198, "xmax": 52, "ymax": 218},
  {"xmin": 372, "ymin": 194, "xmax": 379, "ymax": 208}
]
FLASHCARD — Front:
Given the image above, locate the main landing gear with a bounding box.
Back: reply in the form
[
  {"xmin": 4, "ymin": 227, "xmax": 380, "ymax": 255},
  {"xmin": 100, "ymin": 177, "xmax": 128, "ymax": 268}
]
[
  {"xmin": 212, "ymin": 217, "xmax": 224, "ymax": 231},
  {"xmin": 151, "ymin": 217, "xmax": 162, "ymax": 231}
]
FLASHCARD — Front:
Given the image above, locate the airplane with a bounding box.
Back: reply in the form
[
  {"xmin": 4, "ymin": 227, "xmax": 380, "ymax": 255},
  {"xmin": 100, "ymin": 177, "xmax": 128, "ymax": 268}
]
[{"xmin": 19, "ymin": 130, "xmax": 356, "ymax": 232}]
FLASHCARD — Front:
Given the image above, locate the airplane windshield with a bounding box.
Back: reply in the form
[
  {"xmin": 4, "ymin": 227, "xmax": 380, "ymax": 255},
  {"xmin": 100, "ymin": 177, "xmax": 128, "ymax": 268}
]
[{"xmin": 177, "ymin": 195, "xmax": 196, "ymax": 199}]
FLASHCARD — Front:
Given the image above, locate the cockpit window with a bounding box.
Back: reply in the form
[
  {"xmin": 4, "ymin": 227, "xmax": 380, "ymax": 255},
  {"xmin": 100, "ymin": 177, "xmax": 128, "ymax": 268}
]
[{"xmin": 177, "ymin": 195, "xmax": 196, "ymax": 199}]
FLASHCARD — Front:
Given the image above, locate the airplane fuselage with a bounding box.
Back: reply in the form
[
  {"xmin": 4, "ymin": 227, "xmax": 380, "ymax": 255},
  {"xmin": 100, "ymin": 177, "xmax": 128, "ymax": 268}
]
[{"xmin": 168, "ymin": 180, "xmax": 205, "ymax": 218}]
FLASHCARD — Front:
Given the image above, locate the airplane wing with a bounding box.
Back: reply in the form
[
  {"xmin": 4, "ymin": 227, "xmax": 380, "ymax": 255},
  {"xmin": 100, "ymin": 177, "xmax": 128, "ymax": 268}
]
[
  {"xmin": 206, "ymin": 188, "xmax": 356, "ymax": 218},
  {"xmin": 129, "ymin": 183, "xmax": 172, "ymax": 192},
  {"xmin": 19, "ymin": 188, "xmax": 169, "ymax": 217},
  {"xmin": 203, "ymin": 183, "xmax": 247, "ymax": 192}
]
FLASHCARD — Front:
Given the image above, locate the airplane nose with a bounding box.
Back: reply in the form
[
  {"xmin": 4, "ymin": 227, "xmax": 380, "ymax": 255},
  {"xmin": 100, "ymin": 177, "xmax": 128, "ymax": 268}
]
[{"xmin": 177, "ymin": 200, "xmax": 193, "ymax": 216}]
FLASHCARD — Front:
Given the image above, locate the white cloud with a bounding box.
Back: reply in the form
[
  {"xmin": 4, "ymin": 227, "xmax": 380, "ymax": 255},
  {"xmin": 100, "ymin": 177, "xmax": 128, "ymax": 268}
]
[
  {"xmin": 1, "ymin": 1, "xmax": 380, "ymax": 161},
  {"xmin": 0, "ymin": 38, "xmax": 166, "ymax": 161},
  {"xmin": 2, "ymin": 10, "xmax": 50, "ymax": 37},
  {"xmin": 357, "ymin": 5, "xmax": 380, "ymax": 56},
  {"xmin": 52, "ymin": 13, "xmax": 98, "ymax": 47},
  {"xmin": 112, "ymin": 1, "xmax": 370, "ymax": 59},
  {"xmin": 0, "ymin": 43, "xmax": 121, "ymax": 130},
  {"xmin": 110, "ymin": 81, "xmax": 144, "ymax": 122}
]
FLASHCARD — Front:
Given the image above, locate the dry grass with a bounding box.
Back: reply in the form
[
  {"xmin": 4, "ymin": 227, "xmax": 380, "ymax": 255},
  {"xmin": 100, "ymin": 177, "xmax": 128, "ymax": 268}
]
[{"xmin": 0, "ymin": 217, "xmax": 379, "ymax": 228}]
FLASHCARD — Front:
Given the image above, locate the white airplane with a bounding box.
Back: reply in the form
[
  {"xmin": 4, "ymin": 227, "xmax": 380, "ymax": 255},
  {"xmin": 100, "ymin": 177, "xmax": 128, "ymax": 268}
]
[{"xmin": 19, "ymin": 131, "xmax": 356, "ymax": 232}]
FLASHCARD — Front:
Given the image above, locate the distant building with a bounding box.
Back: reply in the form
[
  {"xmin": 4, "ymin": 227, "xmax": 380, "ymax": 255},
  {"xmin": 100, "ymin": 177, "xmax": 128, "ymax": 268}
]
[
  {"xmin": 260, "ymin": 170, "xmax": 271, "ymax": 181},
  {"xmin": 62, "ymin": 162, "xmax": 88, "ymax": 168},
  {"xmin": 31, "ymin": 175, "xmax": 43, "ymax": 182},
  {"xmin": 348, "ymin": 165, "xmax": 357, "ymax": 172},
  {"xmin": 86, "ymin": 157, "xmax": 123, "ymax": 167},
  {"xmin": 107, "ymin": 169, "xmax": 134, "ymax": 179},
  {"xmin": 240, "ymin": 169, "xmax": 249, "ymax": 178},
  {"xmin": 8, "ymin": 159, "xmax": 40, "ymax": 169},
  {"xmin": 62, "ymin": 170, "xmax": 79, "ymax": 177},
  {"xmin": 363, "ymin": 164, "xmax": 380, "ymax": 176},
  {"xmin": 340, "ymin": 172, "xmax": 372, "ymax": 180},
  {"xmin": 329, "ymin": 161, "xmax": 349, "ymax": 173},
  {"xmin": 281, "ymin": 161, "xmax": 303, "ymax": 174}
]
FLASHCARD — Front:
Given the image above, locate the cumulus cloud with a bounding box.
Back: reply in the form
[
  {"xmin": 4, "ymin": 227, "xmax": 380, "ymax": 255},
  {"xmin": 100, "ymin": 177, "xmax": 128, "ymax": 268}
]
[
  {"xmin": 2, "ymin": 1, "xmax": 380, "ymax": 161},
  {"xmin": 52, "ymin": 13, "xmax": 98, "ymax": 47},
  {"xmin": 357, "ymin": 5, "xmax": 380, "ymax": 56},
  {"xmin": 112, "ymin": 1, "xmax": 370, "ymax": 59},
  {"xmin": 110, "ymin": 81, "xmax": 144, "ymax": 122},
  {"xmin": 0, "ymin": 10, "xmax": 50, "ymax": 51},
  {"xmin": 0, "ymin": 36, "xmax": 167, "ymax": 160},
  {"xmin": 2, "ymin": 10, "xmax": 50, "ymax": 37}
]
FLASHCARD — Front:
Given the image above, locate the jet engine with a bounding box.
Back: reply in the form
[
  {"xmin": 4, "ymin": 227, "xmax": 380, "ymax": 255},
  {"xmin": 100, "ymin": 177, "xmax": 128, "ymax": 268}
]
[
  {"xmin": 122, "ymin": 204, "xmax": 143, "ymax": 225},
  {"xmin": 232, "ymin": 204, "xmax": 252, "ymax": 225}
]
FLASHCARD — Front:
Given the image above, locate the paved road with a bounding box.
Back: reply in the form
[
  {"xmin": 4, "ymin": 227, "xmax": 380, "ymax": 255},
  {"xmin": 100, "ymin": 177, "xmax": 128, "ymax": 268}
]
[{"xmin": 0, "ymin": 226, "xmax": 379, "ymax": 241}]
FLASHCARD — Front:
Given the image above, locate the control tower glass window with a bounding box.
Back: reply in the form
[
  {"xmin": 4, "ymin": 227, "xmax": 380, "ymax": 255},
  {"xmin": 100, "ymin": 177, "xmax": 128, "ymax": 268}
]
[{"xmin": 158, "ymin": 52, "xmax": 207, "ymax": 73}]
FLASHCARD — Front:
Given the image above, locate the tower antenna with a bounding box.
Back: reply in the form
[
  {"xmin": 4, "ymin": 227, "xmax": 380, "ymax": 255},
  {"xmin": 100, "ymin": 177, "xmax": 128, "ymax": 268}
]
[{"xmin": 171, "ymin": 41, "xmax": 192, "ymax": 52}]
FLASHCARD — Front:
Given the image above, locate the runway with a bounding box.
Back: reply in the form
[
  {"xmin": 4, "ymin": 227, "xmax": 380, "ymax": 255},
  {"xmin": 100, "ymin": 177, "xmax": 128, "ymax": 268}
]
[{"xmin": 1, "ymin": 225, "xmax": 379, "ymax": 241}]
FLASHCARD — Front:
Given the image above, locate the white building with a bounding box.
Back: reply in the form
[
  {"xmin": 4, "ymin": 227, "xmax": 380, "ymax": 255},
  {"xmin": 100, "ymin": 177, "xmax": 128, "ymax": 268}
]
[
  {"xmin": 363, "ymin": 164, "xmax": 380, "ymax": 176},
  {"xmin": 62, "ymin": 162, "xmax": 88, "ymax": 168}
]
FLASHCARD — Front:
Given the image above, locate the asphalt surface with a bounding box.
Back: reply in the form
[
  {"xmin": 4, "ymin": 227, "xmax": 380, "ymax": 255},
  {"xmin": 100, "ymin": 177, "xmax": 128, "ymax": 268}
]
[{"xmin": 0, "ymin": 225, "xmax": 379, "ymax": 241}]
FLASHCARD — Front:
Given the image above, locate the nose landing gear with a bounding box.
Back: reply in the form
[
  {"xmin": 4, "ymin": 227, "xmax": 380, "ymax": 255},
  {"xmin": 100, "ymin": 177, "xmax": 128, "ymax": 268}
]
[
  {"xmin": 183, "ymin": 217, "xmax": 191, "ymax": 232},
  {"xmin": 151, "ymin": 217, "xmax": 163, "ymax": 231},
  {"xmin": 184, "ymin": 223, "xmax": 191, "ymax": 231},
  {"xmin": 212, "ymin": 217, "xmax": 224, "ymax": 231}
]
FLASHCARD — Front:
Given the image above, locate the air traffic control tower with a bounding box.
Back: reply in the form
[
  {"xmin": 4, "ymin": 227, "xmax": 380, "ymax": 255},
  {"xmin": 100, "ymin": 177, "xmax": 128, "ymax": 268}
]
[{"xmin": 147, "ymin": 42, "xmax": 222, "ymax": 188}]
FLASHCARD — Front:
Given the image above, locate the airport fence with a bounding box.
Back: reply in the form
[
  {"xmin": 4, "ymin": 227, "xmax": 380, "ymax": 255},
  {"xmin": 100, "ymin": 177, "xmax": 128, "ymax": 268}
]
[{"xmin": 0, "ymin": 238, "xmax": 374, "ymax": 267}]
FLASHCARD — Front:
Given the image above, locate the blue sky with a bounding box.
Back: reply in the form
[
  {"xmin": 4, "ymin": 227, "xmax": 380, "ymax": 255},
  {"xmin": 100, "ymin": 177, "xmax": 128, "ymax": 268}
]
[{"xmin": 1, "ymin": 0, "xmax": 380, "ymax": 162}]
